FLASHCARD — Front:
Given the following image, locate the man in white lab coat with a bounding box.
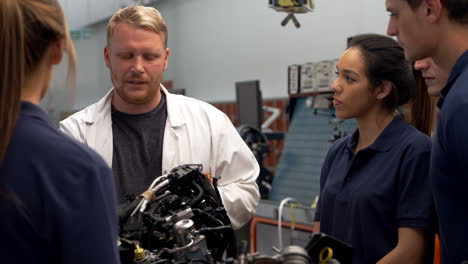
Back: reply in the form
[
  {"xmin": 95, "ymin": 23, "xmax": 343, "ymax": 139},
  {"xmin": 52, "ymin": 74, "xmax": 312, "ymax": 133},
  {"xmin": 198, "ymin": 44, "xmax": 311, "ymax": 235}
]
[{"xmin": 60, "ymin": 5, "xmax": 259, "ymax": 229}]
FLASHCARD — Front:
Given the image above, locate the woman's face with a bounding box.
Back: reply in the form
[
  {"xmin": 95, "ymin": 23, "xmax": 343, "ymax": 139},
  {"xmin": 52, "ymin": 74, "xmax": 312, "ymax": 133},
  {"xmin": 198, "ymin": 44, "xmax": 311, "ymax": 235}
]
[{"xmin": 331, "ymin": 47, "xmax": 381, "ymax": 120}]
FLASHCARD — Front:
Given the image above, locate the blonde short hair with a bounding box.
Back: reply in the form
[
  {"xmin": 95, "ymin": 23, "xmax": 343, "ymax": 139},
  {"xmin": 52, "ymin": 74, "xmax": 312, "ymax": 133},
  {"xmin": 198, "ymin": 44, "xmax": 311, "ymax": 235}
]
[{"xmin": 107, "ymin": 5, "xmax": 168, "ymax": 48}]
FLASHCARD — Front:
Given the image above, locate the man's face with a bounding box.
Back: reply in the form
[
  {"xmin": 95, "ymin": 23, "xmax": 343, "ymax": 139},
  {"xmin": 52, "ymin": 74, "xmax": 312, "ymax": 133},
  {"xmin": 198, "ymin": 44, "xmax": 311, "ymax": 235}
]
[
  {"xmin": 414, "ymin": 57, "xmax": 449, "ymax": 97},
  {"xmin": 386, "ymin": 0, "xmax": 432, "ymax": 61},
  {"xmin": 104, "ymin": 22, "xmax": 169, "ymax": 106}
]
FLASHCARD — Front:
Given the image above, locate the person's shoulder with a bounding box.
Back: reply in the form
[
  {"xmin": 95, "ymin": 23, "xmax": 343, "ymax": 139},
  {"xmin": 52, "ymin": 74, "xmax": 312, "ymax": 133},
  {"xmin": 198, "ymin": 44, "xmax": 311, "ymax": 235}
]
[
  {"xmin": 61, "ymin": 91, "xmax": 111, "ymax": 126},
  {"xmin": 61, "ymin": 101, "xmax": 100, "ymax": 125},
  {"xmin": 398, "ymin": 121, "xmax": 432, "ymax": 151},
  {"xmin": 169, "ymin": 93, "xmax": 220, "ymax": 109},
  {"xmin": 168, "ymin": 93, "xmax": 225, "ymax": 117},
  {"xmin": 19, "ymin": 118, "xmax": 108, "ymax": 176},
  {"xmin": 56, "ymin": 133, "xmax": 107, "ymax": 168}
]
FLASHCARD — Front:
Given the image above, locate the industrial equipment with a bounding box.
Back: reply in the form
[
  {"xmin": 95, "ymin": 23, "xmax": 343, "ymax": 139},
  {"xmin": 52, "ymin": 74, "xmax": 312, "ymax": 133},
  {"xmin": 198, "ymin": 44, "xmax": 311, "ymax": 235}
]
[
  {"xmin": 269, "ymin": 0, "xmax": 314, "ymax": 28},
  {"xmin": 117, "ymin": 165, "xmax": 352, "ymax": 264},
  {"xmin": 118, "ymin": 165, "xmax": 234, "ymax": 263}
]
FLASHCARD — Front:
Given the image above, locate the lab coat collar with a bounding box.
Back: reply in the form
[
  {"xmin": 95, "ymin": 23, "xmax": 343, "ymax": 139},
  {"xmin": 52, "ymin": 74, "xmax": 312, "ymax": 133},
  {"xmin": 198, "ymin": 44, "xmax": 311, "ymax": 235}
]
[
  {"xmin": 80, "ymin": 89, "xmax": 112, "ymax": 124},
  {"xmin": 163, "ymin": 86, "xmax": 186, "ymax": 128},
  {"xmin": 79, "ymin": 84, "xmax": 186, "ymax": 128}
]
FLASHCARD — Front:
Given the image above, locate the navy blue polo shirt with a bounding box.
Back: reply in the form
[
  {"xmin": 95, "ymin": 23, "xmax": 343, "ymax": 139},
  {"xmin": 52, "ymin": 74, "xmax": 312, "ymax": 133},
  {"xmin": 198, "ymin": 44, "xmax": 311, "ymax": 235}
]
[
  {"xmin": 315, "ymin": 116, "xmax": 433, "ymax": 264},
  {"xmin": 432, "ymin": 50, "xmax": 468, "ymax": 264},
  {"xmin": 0, "ymin": 102, "xmax": 120, "ymax": 264}
]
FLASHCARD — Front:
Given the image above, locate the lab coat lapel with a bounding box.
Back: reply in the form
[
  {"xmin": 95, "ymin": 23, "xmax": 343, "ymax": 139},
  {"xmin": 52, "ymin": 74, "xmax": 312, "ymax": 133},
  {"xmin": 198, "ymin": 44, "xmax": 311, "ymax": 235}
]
[
  {"xmin": 161, "ymin": 86, "xmax": 189, "ymax": 174},
  {"xmin": 162, "ymin": 124, "xmax": 180, "ymax": 174},
  {"xmin": 81, "ymin": 90, "xmax": 114, "ymax": 167},
  {"xmin": 93, "ymin": 113, "xmax": 113, "ymax": 167}
]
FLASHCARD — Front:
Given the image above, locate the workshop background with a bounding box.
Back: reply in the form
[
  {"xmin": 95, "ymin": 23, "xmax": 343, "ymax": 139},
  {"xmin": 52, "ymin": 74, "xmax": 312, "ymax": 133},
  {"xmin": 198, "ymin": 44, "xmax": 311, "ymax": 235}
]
[{"xmin": 46, "ymin": 0, "xmax": 390, "ymax": 256}]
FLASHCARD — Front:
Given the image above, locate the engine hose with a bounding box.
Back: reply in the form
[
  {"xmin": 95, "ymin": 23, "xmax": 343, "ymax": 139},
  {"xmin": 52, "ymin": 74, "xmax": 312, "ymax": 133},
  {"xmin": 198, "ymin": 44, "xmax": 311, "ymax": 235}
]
[
  {"xmin": 198, "ymin": 226, "xmax": 233, "ymax": 234},
  {"xmin": 191, "ymin": 209, "xmax": 223, "ymax": 226},
  {"xmin": 188, "ymin": 183, "xmax": 204, "ymax": 207},
  {"xmin": 156, "ymin": 239, "xmax": 195, "ymax": 256}
]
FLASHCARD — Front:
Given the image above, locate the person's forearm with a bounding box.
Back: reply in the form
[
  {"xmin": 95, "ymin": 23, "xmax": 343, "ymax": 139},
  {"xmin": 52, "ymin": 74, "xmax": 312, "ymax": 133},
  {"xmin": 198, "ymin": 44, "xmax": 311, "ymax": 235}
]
[
  {"xmin": 218, "ymin": 182, "xmax": 260, "ymax": 229},
  {"xmin": 377, "ymin": 246, "xmax": 423, "ymax": 264},
  {"xmin": 378, "ymin": 227, "xmax": 427, "ymax": 264}
]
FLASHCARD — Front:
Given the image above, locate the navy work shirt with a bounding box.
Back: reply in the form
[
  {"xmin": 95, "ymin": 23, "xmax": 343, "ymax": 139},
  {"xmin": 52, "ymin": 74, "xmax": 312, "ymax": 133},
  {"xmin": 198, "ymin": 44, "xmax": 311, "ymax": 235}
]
[
  {"xmin": 315, "ymin": 116, "xmax": 433, "ymax": 264},
  {"xmin": 432, "ymin": 50, "xmax": 468, "ymax": 264},
  {"xmin": 0, "ymin": 102, "xmax": 120, "ymax": 264}
]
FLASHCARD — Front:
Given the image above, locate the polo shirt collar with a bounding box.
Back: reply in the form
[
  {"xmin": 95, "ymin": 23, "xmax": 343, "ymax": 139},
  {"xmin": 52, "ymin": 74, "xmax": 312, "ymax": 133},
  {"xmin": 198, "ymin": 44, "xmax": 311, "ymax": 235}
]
[
  {"xmin": 347, "ymin": 116, "xmax": 405, "ymax": 153},
  {"xmin": 438, "ymin": 50, "xmax": 468, "ymax": 109},
  {"xmin": 21, "ymin": 101, "xmax": 51, "ymax": 125}
]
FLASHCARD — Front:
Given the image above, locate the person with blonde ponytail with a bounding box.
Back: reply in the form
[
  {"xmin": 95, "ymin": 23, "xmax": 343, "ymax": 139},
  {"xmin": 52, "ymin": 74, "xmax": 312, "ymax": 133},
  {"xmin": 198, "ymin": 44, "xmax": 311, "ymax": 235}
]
[{"xmin": 0, "ymin": 1, "xmax": 120, "ymax": 263}]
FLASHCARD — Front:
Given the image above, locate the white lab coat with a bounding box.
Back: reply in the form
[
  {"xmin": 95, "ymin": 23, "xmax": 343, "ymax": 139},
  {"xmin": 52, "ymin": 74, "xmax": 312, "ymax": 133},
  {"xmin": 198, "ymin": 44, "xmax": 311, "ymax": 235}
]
[{"xmin": 59, "ymin": 86, "xmax": 260, "ymax": 229}]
